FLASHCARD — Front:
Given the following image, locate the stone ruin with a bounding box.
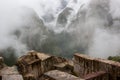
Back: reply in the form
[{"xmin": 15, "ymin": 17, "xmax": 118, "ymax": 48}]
[{"xmin": 0, "ymin": 50, "xmax": 120, "ymax": 80}]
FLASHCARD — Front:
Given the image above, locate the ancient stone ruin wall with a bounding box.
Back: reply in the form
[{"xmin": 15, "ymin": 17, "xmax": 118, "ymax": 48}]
[
  {"xmin": 74, "ymin": 53, "xmax": 120, "ymax": 80},
  {"xmin": 16, "ymin": 51, "xmax": 69, "ymax": 80},
  {"xmin": 0, "ymin": 51, "xmax": 120, "ymax": 80}
]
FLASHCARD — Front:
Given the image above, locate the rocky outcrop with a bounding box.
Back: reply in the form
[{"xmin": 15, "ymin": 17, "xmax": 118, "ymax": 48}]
[{"xmin": 56, "ymin": 7, "xmax": 73, "ymax": 28}]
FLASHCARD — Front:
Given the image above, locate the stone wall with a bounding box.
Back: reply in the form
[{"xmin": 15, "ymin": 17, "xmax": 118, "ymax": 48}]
[
  {"xmin": 16, "ymin": 51, "xmax": 68, "ymax": 80},
  {"xmin": 0, "ymin": 51, "xmax": 120, "ymax": 80},
  {"xmin": 74, "ymin": 53, "xmax": 120, "ymax": 80}
]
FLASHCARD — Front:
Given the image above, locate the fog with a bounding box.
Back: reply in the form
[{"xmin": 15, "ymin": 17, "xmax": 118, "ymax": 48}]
[{"xmin": 0, "ymin": 0, "xmax": 120, "ymax": 65}]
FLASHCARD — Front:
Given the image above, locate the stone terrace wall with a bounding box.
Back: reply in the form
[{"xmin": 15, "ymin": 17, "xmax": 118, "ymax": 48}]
[{"xmin": 74, "ymin": 53, "xmax": 120, "ymax": 80}]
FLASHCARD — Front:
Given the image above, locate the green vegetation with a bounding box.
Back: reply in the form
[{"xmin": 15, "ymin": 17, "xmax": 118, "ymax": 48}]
[
  {"xmin": 108, "ymin": 56, "xmax": 120, "ymax": 62},
  {"xmin": 0, "ymin": 47, "xmax": 17, "ymax": 66}
]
